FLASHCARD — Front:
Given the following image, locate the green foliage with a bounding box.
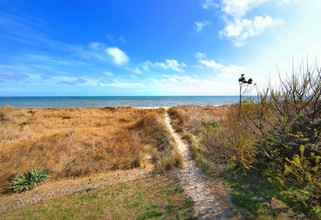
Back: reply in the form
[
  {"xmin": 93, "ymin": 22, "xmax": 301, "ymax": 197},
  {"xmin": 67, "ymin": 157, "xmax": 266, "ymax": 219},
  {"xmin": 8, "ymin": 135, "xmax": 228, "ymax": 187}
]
[
  {"xmin": 137, "ymin": 205, "xmax": 162, "ymax": 219},
  {"xmin": 201, "ymin": 106, "xmax": 257, "ymax": 170},
  {"xmin": 220, "ymin": 169, "xmax": 292, "ymax": 219},
  {"xmin": 281, "ymin": 145, "xmax": 321, "ymax": 218},
  {"xmin": 250, "ymin": 63, "xmax": 321, "ymax": 218},
  {"xmin": 213, "ymin": 62, "xmax": 321, "ymax": 218},
  {"xmin": 12, "ymin": 169, "xmax": 49, "ymax": 192},
  {"xmin": 2, "ymin": 176, "xmax": 194, "ymax": 220}
]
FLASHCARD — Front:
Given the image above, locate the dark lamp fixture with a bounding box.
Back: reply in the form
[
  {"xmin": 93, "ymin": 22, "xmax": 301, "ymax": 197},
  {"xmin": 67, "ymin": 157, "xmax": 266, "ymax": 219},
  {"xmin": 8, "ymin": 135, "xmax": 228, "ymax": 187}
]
[{"xmin": 238, "ymin": 74, "xmax": 245, "ymax": 82}]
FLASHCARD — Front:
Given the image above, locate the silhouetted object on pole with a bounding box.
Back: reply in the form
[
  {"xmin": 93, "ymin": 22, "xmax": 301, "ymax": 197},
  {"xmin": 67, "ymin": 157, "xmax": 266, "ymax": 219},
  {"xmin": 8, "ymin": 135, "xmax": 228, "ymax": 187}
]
[{"xmin": 238, "ymin": 74, "xmax": 253, "ymax": 119}]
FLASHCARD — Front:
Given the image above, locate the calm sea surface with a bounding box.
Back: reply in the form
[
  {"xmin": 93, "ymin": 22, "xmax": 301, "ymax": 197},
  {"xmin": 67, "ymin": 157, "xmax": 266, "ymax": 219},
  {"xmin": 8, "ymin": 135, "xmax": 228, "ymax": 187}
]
[{"xmin": 0, "ymin": 96, "xmax": 243, "ymax": 108}]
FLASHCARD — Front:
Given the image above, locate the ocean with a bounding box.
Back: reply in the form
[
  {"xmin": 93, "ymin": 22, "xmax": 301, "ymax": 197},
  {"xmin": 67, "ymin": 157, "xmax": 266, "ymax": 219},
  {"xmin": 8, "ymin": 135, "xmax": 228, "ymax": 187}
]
[{"xmin": 0, "ymin": 96, "xmax": 243, "ymax": 108}]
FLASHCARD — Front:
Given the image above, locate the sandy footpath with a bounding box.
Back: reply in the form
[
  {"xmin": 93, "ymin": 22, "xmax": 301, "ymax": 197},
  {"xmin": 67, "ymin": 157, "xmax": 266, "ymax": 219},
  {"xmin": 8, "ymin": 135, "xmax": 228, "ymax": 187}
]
[{"xmin": 165, "ymin": 110, "xmax": 238, "ymax": 219}]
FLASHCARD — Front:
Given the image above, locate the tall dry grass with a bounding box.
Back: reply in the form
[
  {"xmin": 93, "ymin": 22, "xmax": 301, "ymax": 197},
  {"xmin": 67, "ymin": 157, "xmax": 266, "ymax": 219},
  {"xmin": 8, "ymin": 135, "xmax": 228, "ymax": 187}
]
[
  {"xmin": 168, "ymin": 105, "xmax": 233, "ymax": 174},
  {"xmin": 0, "ymin": 107, "xmax": 177, "ymax": 193},
  {"xmin": 168, "ymin": 105, "xmax": 230, "ymax": 134}
]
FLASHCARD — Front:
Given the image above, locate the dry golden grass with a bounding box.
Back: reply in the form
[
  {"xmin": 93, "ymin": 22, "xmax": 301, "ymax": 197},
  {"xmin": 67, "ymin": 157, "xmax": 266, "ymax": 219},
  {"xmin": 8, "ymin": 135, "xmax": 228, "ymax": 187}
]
[
  {"xmin": 168, "ymin": 105, "xmax": 231, "ymax": 134},
  {"xmin": 168, "ymin": 105, "xmax": 235, "ymax": 175},
  {"xmin": 0, "ymin": 106, "xmax": 176, "ymax": 194}
]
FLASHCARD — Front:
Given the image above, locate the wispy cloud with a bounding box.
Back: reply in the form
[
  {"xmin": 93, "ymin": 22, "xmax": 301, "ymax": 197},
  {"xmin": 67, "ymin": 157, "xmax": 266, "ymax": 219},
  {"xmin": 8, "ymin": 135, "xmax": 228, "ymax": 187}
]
[
  {"xmin": 132, "ymin": 67, "xmax": 143, "ymax": 74},
  {"xmin": 200, "ymin": 59, "xmax": 223, "ymax": 69},
  {"xmin": 138, "ymin": 59, "xmax": 186, "ymax": 73},
  {"xmin": 277, "ymin": 0, "xmax": 295, "ymax": 5},
  {"xmin": 0, "ymin": 73, "xmax": 29, "ymax": 81},
  {"xmin": 154, "ymin": 59, "xmax": 186, "ymax": 72},
  {"xmin": 197, "ymin": 53, "xmax": 247, "ymax": 79},
  {"xmin": 60, "ymin": 78, "xmax": 87, "ymax": 85},
  {"xmin": 22, "ymin": 53, "xmax": 87, "ymax": 66},
  {"xmin": 202, "ymin": 0, "xmax": 219, "ymax": 9},
  {"xmin": 103, "ymin": 71, "xmax": 114, "ymax": 77},
  {"xmin": 105, "ymin": 33, "xmax": 126, "ymax": 44},
  {"xmin": 0, "ymin": 12, "xmax": 54, "ymax": 46},
  {"xmin": 195, "ymin": 21, "xmax": 211, "ymax": 32},
  {"xmin": 88, "ymin": 41, "xmax": 105, "ymax": 51},
  {"xmin": 147, "ymin": 73, "xmax": 238, "ymax": 95},
  {"xmin": 195, "ymin": 52, "xmax": 206, "ymax": 59},
  {"xmin": 105, "ymin": 47, "xmax": 129, "ymax": 66},
  {"xmin": 221, "ymin": 0, "xmax": 268, "ymax": 18}
]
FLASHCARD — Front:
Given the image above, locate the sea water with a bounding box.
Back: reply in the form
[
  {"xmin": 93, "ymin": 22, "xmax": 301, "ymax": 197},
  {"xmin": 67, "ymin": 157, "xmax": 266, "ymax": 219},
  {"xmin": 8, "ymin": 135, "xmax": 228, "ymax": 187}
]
[{"xmin": 0, "ymin": 96, "xmax": 245, "ymax": 108}]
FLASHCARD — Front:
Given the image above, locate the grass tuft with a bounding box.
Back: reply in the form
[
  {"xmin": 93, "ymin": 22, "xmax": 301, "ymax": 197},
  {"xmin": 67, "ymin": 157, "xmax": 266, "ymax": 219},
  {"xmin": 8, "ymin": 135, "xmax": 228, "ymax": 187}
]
[{"xmin": 12, "ymin": 169, "xmax": 49, "ymax": 193}]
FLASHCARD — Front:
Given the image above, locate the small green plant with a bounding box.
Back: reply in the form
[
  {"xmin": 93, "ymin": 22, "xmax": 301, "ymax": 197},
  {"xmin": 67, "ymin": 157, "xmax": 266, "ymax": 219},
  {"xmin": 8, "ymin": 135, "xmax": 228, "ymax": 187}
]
[{"xmin": 12, "ymin": 169, "xmax": 49, "ymax": 192}]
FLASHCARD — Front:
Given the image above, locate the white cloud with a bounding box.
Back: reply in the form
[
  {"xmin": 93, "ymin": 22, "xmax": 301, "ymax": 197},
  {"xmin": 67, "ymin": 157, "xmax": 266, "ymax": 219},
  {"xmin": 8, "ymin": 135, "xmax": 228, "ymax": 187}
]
[
  {"xmin": 105, "ymin": 47, "xmax": 129, "ymax": 66},
  {"xmin": 202, "ymin": 0, "xmax": 219, "ymax": 9},
  {"xmin": 195, "ymin": 21, "xmax": 211, "ymax": 32},
  {"xmin": 221, "ymin": 0, "xmax": 268, "ymax": 18},
  {"xmin": 200, "ymin": 59, "xmax": 223, "ymax": 69},
  {"xmin": 140, "ymin": 59, "xmax": 186, "ymax": 73},
  {"xmin": 88, "ymin": 42, "xmax": 104, "ymax": 51},
  {"xmin": 197, "ymin": 55, "xmax": 247, "ymax": 80},
  {"xmin": 195, "ymin": 52, "xmax": 206, "ymax": 59},
  {"xmin": 144, "ymin": 57, "xmax": 249, "ymax": 94},
  {"xmin": 108, "ymin": 81, "xmax": 143, "ymax": 88},
  {"xmin": 218, "ymin": 0, "xmax": 283, "ymax": 46},
  {"xmin": 277, "ymin": 0, "xmax": 294, "ymax": 5},
  {"xmin": 156, "ymin": 59, "xmax": 186, "ymax": 72},
  {"xmin": 150, "ymin": 74, "xmax": 240, "ymax": 95},
  {"xmin": 133, "ymin": 67, "xmax": 143, "ymax": 74},
  {"xmin": 220, "ymin": 15, "xmax": 283, "ymax": 46},
  {"xmin": 142, "ymin": 61, "xmax": 152, "ymax": 72},
  {"xmin": 168, "ymin": 75, "xmax": 202, "ymax": 85}
]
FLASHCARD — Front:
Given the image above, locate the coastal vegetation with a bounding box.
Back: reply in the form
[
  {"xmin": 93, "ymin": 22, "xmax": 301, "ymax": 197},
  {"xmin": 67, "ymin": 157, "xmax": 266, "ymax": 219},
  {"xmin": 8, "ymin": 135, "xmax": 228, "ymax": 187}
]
[
  {"xmin": 0, "ymin": 107, "xmax": 181, "ymax": 193},
  {"xmin": 169, "ymin": 62, "xmax": 321, "ymax": 219},
  {"xmin": 12, "ymin": 169, "xmax": 49, "ymax": 193},
  {"xmin": 0, "ymin": 175, "xmax": 194, "ymax": 219},
  {"xmin": 1, "ymin": 62, "xmax": 320, "ymax": 219}
]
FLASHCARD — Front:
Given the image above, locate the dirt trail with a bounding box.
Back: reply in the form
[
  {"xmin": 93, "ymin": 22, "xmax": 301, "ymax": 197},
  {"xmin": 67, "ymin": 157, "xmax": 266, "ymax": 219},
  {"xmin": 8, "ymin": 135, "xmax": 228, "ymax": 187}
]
[
  {"xmin": 165, "ymin": 111, "xmax": 237, "ymax": 219},
  {"xmin": 0, "ymin": 169, "xmax": 152, "ymax": 214}
]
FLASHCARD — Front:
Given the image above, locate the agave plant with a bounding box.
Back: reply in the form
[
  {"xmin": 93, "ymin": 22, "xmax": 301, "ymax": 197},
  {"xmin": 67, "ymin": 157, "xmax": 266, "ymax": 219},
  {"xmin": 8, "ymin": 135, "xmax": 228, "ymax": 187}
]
[{"xmin": 12, "ymin": 169, "xmax": 49, "ymax": 193}]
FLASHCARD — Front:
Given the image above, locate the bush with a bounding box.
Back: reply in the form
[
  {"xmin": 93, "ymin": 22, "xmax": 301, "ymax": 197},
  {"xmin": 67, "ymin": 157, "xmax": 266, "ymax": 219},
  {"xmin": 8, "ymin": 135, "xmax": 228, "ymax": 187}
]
[
  {"xmin": 12, "ymin": 169, "xmax": 49, "ymax": 192},
  {"xmin": 200, "ymin": 105, "xmax": 257, "ymax": 170},
  {"xmin": 250, "ymin": 62, "xmax": 321, "ymax": 217}
]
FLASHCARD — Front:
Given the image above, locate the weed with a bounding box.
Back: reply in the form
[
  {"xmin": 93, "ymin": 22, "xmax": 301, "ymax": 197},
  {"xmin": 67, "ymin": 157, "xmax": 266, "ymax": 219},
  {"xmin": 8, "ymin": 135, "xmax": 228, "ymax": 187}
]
[
  {"xmin": 138, "ymin": 204, "xmax": 163, "ymax": 219},
  {"xmin": 166, "ymin": 204, "xmax": 175, "ymax": 213},
  {"xmin": 12, "ymin": 169, "xmax": 49, "ymax": 192}
]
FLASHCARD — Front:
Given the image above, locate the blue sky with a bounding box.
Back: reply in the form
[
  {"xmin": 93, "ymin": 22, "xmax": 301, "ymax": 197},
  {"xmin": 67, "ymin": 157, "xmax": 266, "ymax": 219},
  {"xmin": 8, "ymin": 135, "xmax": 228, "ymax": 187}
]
[{"xmin": 1, "ymin": 0, "xmax": 320, "ymax": 96}]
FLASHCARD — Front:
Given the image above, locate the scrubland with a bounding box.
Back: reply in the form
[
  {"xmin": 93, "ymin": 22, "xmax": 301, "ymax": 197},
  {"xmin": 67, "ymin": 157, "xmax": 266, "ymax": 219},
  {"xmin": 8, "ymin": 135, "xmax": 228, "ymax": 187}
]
[
  {"xmin": 169, "ymin": 63, "xmax": 321, "ymax": 219},
  {"xmin": 0, "ymin": 107, "xmax": 181, "ymax": 194}
]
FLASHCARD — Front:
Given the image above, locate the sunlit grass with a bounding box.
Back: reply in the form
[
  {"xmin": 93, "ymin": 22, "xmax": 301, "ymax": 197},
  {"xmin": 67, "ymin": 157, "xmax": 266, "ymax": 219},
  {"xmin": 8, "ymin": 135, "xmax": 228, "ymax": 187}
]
[
  {"xmin": 0, "ymin": 175, "xmax": 195, "ymax": 219},
  {"xmin": 0, "ymin": 107, "xmax": 181, "ymax": 193}
]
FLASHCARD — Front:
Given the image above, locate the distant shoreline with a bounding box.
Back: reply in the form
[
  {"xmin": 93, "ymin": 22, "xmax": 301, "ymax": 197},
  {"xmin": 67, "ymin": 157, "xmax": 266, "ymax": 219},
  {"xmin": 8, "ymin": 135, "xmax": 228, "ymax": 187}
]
[
  {"xmin": 0, "ymin": 105, "xmax": 225, "ymax": 110},
  {"xmin": 0, "ymin": 96, "xmax": 249, "ymax": 108}
]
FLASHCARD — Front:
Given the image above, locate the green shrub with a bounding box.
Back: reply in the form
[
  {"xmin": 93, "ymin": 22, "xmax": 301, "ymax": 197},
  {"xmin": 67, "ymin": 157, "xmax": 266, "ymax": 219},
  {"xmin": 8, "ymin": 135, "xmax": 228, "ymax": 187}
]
[
  {"xmin": 12, "ymin": 169, "xmax": 49, "ymax": 192},
  {"xmin": 251, "ymin": 62, "xmax": 321, "ymax": 217},
  {"xmin": 203, "ymin": 106, "xmax": 257, "ymax": 170},
  {"xmin": 282, "ymin": 145, "xmax": 321, "ymax": 217}
]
